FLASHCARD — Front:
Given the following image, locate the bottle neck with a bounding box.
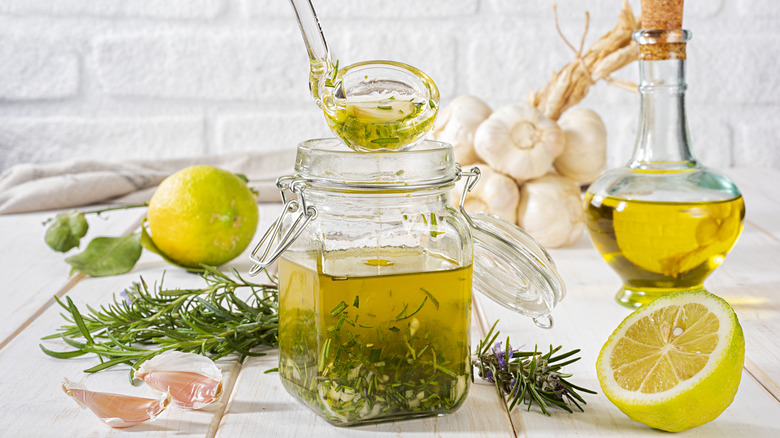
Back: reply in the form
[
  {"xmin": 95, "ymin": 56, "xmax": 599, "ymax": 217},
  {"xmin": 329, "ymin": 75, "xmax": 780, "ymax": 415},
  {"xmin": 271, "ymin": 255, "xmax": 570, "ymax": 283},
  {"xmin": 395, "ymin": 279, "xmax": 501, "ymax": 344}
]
[{"xmin": 628, "ymin": 57, "xmax": 698, "ymax": 171}]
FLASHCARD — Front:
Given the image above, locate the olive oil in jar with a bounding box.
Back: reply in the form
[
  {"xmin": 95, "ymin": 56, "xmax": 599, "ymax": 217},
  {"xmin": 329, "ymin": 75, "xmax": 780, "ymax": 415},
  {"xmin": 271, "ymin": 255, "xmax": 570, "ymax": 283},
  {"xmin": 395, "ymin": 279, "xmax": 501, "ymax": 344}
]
[
  {"xmin": 277, "ymin": 248, "xmax": 472, "ymax": 426},
  {"xmin": 584, "ymin": 194, "xmax": 744, "ymax": 307}
]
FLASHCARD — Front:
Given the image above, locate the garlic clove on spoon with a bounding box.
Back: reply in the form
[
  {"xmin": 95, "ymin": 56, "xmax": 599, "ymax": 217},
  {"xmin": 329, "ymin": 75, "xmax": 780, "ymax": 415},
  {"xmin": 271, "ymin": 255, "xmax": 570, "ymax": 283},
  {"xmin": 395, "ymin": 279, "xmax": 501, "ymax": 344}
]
[
  {"xmin": 62, "ymin": 378, "xmax": 170, "ymax": 428},
  {"xmin": 135, "ymin": 351, "xmax": 223, "ymax": 410},
  {"xmin": 348, "ymin": 99, "xmax": 417, "ymax": 123},
  {"xmin": 473, "ymin": 105, "xmax": 564, "ymax": 183},
  {"xmin": 432, "ymin": 95, "xmax": 492, "ymax": 164}
]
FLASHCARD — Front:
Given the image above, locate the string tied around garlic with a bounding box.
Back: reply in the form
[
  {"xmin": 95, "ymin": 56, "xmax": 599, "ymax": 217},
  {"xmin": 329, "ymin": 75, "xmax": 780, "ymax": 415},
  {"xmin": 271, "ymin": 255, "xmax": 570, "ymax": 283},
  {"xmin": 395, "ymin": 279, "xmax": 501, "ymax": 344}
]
[
  {"xmin": 552, "ymin": 4, "xmax": 596, "ymax": 87},
  {"xmin": 532, "ymin": 1, "xmax": 641, "ymax": 121}
]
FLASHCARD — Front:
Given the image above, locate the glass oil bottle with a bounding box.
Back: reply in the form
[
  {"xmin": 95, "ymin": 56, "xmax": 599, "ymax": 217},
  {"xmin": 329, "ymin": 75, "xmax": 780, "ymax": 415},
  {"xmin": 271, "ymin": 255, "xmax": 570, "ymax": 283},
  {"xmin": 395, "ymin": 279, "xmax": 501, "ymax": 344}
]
[{"xmin": 584, "ymin": 20, "xmax": 744, "ymax": 309}]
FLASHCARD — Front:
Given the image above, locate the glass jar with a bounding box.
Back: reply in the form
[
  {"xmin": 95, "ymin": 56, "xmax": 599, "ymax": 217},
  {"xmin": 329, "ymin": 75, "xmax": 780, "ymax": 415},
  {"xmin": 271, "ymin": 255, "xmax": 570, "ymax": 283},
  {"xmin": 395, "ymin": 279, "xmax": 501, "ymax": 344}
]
[
  {"xmin": 584, "ymin": 29, "xmax": 745, "ymax": 309},
  {"xmin": 249, "ymin": 138, "xmax": 565, "ymax": 426}
]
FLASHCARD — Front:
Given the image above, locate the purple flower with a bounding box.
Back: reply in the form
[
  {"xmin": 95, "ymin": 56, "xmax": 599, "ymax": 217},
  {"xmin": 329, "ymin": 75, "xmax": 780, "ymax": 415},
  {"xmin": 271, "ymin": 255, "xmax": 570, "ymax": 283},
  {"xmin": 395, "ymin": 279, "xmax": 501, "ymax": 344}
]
[
  {"xmin": 492, "ymin": 342, "xmax": 506, "ymax": 368},
  {"xmin": 491, "ymin": 341, "xmax": 518, "ymax": 370},
  {"xmin": 119, "ymin": 290, "xmax": 132, "ymax": 307}
]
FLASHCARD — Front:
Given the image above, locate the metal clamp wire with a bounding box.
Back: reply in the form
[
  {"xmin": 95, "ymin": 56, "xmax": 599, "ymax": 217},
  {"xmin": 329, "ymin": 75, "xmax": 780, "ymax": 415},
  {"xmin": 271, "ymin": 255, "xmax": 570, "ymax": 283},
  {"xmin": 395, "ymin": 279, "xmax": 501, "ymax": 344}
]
[{"xmin": 248, "ymin": 182, "xmax": 318, "ymax": 276}]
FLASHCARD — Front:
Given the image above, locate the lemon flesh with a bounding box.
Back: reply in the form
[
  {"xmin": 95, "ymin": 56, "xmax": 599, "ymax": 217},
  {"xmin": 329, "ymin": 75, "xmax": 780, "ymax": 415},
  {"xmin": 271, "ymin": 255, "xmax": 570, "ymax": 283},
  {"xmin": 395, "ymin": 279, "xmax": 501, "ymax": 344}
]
[
  {"xmin": 147, "ymin": 165, "xmax": 259, "ymax": 268},
  {"xmin": 596, "ymin": 290, "xmax": 744, "ymax": 432}
]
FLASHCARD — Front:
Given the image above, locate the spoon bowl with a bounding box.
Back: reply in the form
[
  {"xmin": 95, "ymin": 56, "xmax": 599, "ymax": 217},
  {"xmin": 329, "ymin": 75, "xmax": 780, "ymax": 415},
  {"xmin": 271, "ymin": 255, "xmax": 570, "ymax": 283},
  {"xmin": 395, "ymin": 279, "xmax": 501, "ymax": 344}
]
[
  {"xmin": 320, "ymin": 61, "xmax": 440, "ymax": 151},
  {"xmin": 288, "ymin": 0, "xmax": 439, "ymax": 151}
]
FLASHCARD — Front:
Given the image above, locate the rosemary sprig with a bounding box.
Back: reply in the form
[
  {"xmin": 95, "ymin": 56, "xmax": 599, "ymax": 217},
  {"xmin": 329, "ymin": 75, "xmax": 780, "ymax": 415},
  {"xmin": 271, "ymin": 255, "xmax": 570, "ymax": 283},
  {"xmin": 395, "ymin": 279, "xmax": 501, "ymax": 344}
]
[
  {"xmin": 473, "ymin": 320, "xmax": 596, "ymax": 416},
  {"xmin": 40, "ymin": 266, "xmax": 279, "ymax": 378},
  {"xmin": 41, "ymin": 265, "xmax": 593, "ymax": 417}
]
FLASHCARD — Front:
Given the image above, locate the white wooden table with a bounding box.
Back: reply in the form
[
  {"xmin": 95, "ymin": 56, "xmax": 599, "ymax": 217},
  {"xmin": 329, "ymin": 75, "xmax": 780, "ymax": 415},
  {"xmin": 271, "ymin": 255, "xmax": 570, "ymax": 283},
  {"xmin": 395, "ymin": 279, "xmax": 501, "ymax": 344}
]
[{"xmin": 1, "ymin": 168, "xmax": 779, "ymax": 437}]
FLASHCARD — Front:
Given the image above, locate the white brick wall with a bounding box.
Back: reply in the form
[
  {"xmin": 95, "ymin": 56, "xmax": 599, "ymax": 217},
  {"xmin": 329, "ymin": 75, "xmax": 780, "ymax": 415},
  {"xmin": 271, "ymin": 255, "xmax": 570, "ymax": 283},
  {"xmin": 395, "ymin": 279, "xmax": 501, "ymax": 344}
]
[{"xmin": 0, "ymin": 0, "xmax": 778, "ymax": 172}]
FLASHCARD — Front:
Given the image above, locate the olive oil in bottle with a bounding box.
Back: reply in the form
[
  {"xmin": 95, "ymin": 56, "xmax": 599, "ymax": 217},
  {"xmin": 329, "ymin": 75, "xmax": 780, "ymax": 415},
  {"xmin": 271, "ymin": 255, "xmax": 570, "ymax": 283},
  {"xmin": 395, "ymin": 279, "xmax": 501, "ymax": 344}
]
[
  {"xmin": 584, "ymin": 23, "xmax": 744, "ymax": 308},
  {"xmin": 584, "ymin": 194, "xmax": 744, "ymax": 307}
]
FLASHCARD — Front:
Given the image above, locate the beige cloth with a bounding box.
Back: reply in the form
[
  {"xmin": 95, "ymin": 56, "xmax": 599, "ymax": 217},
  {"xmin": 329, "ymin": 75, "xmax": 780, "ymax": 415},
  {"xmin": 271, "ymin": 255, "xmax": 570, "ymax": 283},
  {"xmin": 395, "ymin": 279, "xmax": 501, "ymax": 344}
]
[{"xmin": 0, "ymin": 149, "xmax": 296, "ymax": 214}]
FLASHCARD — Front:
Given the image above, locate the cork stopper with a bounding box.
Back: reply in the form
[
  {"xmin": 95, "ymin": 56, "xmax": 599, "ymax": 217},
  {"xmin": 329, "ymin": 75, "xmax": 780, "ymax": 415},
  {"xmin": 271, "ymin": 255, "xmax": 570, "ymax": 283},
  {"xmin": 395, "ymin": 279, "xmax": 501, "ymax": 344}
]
[
  {"xmin": 639, "ymin": 0, "xmax": 686, "ymax": 60},
  {"xmin": 641, "ymin": 0, "xmax": 684, "ymax": 29}
]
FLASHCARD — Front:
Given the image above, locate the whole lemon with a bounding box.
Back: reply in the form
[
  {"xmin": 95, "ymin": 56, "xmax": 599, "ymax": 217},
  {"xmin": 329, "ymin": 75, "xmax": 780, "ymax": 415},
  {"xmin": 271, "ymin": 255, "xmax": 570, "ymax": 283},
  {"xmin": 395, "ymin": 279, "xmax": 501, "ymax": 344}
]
[{"xmin": 147, "ymin": 165, "xmax": 259, "ymax": 268}]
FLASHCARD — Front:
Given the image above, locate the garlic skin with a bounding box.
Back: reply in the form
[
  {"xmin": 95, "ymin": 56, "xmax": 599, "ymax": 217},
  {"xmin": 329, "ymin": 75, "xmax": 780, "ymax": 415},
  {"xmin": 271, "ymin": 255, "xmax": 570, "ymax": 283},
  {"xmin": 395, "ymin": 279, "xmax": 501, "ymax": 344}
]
[
  {"xmin": 62, "ymin": 378, "xmax": 170, "ymax": 428},
  {"xmin": 135, "ymin": 351, "xmax": 223, "ymax": 410},
  {"xmin": 474, "ymin": 105, "xmax": 565, "ymax": 183},
  {"xmin": 516, "ymin": 173, "xmax": 584, "ymax": 248},
  {"xmin": 431, "ymin": 95, "xmax": 492, "ymax": 164},
  {"xmin": 452, "ymin": 164, "xmax": 520, "ymax": 223},
  {"xmin": 554, "ymin": 108, "xmax": 607, "ymax": 184}
]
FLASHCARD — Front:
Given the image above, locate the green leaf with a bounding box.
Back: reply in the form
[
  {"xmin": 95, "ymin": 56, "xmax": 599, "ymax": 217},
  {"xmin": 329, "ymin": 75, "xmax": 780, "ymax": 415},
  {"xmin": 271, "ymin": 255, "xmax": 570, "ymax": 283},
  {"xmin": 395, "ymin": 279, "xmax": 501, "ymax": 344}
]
[
  {"xmin": 45, "ymin": 210, "xmax": 89, "ymax": 252},
  {"xmin": 65, "ymin": 233, "xmax": 142, "ymax": 277}
]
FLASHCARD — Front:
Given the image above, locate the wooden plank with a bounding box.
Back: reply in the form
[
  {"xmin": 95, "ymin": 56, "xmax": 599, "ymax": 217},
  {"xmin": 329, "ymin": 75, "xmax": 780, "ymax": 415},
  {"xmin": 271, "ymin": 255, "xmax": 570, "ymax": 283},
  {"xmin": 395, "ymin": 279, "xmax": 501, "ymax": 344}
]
[
  {"xmin": 0, "ymin": 208, "xmax": 146, "ymax": 348},
  {"xmin": 685, "ymin": 168, "xmax": 780, "ymax": 399},
  {"xmin": 0, "ymin": 204, "xmax": 283, "ymax": 437},
  {"xmin": 473, "ymin": 231, "xmax": 780, "ymax": 436},
  {"xmin": 0, "ymin": 256, "xmax": 222, "ymax": 437},
  {"xmin": 728, "ymin": 168, "xmax": 780, "ymax": 240},
  {"xmin": 704, "ymin": 224, "xmax": 780, "ymax": 401}
]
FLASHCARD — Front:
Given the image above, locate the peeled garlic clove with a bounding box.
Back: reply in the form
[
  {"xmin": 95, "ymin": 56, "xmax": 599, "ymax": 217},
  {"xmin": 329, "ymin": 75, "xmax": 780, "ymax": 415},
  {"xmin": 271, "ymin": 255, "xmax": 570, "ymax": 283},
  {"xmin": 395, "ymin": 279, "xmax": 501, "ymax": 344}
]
[
  {"xmin": 62, "ymin": 378, "xmax": 170, "ymax": 428},
  {"xmin": 349, "ymin": 100, "xmax": 416, "ymax": 122},
  {"xmin": 135, "ymin": 351, "xmax": 223, "ymax": 410}
]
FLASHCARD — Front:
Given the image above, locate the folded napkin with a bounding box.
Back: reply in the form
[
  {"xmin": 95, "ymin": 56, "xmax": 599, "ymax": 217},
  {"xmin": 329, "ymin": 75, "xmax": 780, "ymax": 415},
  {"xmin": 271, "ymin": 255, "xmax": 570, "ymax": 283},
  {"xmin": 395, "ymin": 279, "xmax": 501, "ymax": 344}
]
[{"xmin": 0, "ymin": 149, "xmax": 296, "ymax": 215}]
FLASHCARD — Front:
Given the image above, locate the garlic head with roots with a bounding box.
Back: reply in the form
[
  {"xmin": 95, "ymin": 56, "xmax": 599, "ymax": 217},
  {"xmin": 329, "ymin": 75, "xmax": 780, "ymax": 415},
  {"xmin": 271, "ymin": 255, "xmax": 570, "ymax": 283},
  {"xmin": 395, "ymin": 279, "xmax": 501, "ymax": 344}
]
[
  {"xmin": 516, "ymin": 173, "xmax": 584, "ymax": 248},
  {"xmin": 451, "ymin": 164, "xmax": 520, "ymax": 223},
  {"xmin": 554, "ymin": 107, "xmax": 607, "ymax": 184},
  {"xmin": 135, "ymin": 351, "xmax": 223, "ymax": 410},
  {"xmin": 473, "ymin": 105, "xmax": 565, "ymax": 183},
  {"xmin": 431, "ymin": 95, "xmax": 492, "ymax": 164},
  {"xmin": 62, "ymin": 378, "xmax": 171, "ymax": 428}
]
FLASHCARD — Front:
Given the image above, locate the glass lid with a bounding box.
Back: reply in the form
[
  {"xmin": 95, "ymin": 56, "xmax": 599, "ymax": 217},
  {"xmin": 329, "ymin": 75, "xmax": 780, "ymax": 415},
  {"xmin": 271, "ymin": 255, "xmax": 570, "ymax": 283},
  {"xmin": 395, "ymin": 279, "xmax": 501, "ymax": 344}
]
[
  {"xmin": 468, "ymin": 212, "xmax": 566, "ymax": 328},
  {"xmin": 454, "ymin": 165, "xmax": 566, "ymax": 328}
]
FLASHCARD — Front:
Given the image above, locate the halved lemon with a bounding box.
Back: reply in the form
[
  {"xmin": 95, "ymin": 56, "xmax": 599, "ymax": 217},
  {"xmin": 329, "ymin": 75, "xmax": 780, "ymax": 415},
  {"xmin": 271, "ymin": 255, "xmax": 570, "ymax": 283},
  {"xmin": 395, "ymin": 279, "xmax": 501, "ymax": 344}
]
[{"xmin": 596, "ymin": 290, "xmax": 744, "ymax": 432}]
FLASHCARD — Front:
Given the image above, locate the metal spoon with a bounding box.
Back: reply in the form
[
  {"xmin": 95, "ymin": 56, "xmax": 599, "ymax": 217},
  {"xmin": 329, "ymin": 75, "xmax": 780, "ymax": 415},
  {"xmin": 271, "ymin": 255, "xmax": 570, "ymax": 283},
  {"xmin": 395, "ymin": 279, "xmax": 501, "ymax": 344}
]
[{"xmin": 288, "ymin": 0, "xmax": 439, "ymax": 151}]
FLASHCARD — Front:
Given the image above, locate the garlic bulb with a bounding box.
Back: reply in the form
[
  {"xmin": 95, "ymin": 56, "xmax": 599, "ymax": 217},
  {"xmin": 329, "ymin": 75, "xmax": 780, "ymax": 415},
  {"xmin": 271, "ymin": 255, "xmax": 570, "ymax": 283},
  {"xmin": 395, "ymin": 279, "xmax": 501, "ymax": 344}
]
[
  {"xmin": 452, "ymin": 164, "xmax": 520, "ymax": 223},
  {"xmin": 473, "ymin": 105, "xmax": 565, "ymax": 183},
  {"xmin": 62, "ymin": 378, "xmax": 170, "ymax": 428},
  {"xmin": 431, "ymin": 95, "xmax": 492, "ymax": 164},
  {"xmin": 135, "ymin": 351, "xmax": 223, "ymax": 410},
  {"xmin": 516, "ymin": 173, "xmax": 584, "ymax": 248},
  {"xmin": 554, "ymin": 108, "xmax": 607, "ymax": 184}
]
